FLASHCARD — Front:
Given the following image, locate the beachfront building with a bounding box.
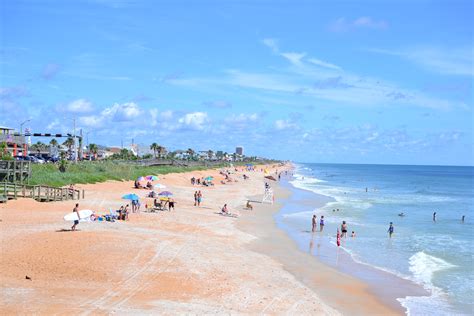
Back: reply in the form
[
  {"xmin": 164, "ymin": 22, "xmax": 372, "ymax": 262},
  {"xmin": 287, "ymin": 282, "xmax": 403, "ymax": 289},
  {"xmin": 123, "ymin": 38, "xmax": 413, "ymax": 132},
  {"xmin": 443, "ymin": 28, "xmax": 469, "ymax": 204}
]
[
  {"xmin": 235, "ymin": 146, "xmax": 244, "ymax": 156},
  {"xmin": 0, "ymin": 126, "xmax": 26, "ymax": 156}
]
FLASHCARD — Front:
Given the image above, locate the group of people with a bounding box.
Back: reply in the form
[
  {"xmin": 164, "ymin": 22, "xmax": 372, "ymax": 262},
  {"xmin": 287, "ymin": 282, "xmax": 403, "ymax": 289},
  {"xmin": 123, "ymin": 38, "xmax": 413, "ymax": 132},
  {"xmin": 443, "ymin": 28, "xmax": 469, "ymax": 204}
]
[
  {"xmin": 117, "ymin": 205, "xmax": 130, "ymax": 220},
  {"xmin": 190, "ymin": 176, "xmax": 214, "ymax": 186},
  {"xmin": 134, "ymin": 180, "xmax": 153, "ymax": 190},
  {"xmin": 131, "ymin": 199, "xmax": 141, "ymax": 213},
  {"xmin": 311, "ymin": 215, "xmax": 357, "ymax": 243},
  {"xmin": 311, "ymin": 214, "xmax": 325, "ymax": 232},
  {"xmin": 194, "ymin": 191, "xmax": 203, "ymax": 206},
  {"xmin": 149, "ymin": 198, "xmax": 175, "ymax": 211}
]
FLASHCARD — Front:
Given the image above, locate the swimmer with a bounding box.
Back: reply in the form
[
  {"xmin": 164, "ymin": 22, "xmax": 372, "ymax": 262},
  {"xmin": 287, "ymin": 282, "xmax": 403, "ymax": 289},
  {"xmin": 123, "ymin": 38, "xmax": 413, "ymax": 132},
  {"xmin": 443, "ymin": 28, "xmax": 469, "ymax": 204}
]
[
  {"xmin": 398, "ymin": 212, "xmax": 405, "ymax": 217},
  {"xmin": 351, "ymin": 231, "xmax": 356, "ymax": 237}
]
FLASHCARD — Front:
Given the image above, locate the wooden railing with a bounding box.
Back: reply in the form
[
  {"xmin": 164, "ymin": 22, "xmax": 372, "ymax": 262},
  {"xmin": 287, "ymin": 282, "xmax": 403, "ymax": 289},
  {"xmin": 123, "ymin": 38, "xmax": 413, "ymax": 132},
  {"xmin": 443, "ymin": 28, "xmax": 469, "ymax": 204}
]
[
  {"xmin": 0, "ymin": 182, "xmax": 84, "ymax": 203},
  {"xmin": 0, "ymin": 160, "xmax": 31, "ymax": 184}
]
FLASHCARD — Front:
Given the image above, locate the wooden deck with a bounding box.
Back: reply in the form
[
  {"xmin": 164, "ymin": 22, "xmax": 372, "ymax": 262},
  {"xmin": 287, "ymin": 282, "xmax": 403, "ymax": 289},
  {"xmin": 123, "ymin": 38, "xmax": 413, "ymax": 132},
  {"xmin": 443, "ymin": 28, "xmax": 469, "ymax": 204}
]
[
  {"xmin": 0, "ymin": 160, "xmax": 31, "ymax": 184},
  {"xmin": 0, "ymin": 182, "xmax": 84, "ymax": 203}
]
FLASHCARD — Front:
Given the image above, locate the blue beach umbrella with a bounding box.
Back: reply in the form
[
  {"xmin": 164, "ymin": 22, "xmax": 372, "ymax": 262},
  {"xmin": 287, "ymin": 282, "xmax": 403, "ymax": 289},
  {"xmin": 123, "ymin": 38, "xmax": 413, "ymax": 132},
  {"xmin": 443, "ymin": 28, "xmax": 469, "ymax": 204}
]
[{"xmin": 122, "ymin": 193, "xmax": 140, "ymax": 201}]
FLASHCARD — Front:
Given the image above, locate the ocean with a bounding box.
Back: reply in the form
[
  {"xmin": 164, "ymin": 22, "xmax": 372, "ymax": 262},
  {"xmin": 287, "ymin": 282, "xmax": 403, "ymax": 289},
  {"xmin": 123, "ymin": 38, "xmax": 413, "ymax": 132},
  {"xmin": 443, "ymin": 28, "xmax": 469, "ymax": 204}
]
[{"xmin": 276, "ymin": 163, "xmax": 473, "ymax": 315}]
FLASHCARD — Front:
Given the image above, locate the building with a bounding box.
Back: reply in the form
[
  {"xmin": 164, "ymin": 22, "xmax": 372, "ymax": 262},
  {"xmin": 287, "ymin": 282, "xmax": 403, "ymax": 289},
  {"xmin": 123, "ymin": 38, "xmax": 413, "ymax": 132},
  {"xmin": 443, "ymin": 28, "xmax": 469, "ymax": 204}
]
[
  {"xmin": 235, "ymin": 146, "xmax": 244, "ymax": 156},
  {"xmin": 0, "ymin": 126, "xmax": 27, "ymax": 156}
]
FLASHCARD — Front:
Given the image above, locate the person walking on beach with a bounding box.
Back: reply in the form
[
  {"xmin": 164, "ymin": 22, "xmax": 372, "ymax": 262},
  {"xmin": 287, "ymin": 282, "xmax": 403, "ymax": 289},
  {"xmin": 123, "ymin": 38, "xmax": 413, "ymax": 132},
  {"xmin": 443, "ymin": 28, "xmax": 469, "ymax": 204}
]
[
  {"xmin": 194, "ymin": 191, "xmax": 198, "ymax": 206},
  {"xmin": 341, "ymin": 221, "xmax": 348, "ymax": 237},
  {"xmin": 71, "ymin": 203, "xmax": 80, "ymax": 231},
  {"xmin": 168, "ymin": 198, "xmax": 175, "ymax": 211},
  {"xmin": 388, "ymin": 222, "xmax": 394, "ymax": 238},
  {"xmin": 433, "ymin": 212, "xmax": 437, "ymax": 222},
  {"xmin": 320, "ymin": 216, "xmax": 325, "ymax": 232},
  {"xmin": 312, "ymin": 215, "xmax": 317, "ymax": 232},
  {"xmin": 197, "ymin": 191, "xmax": 202, "ymax": 206}
]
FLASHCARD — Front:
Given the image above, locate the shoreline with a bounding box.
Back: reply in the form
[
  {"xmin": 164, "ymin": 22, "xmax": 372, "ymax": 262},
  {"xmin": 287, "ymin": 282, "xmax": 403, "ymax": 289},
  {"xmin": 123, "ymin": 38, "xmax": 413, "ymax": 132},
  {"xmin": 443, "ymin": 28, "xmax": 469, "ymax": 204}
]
[
  {"xmin": 237, "ymin": 177, "xmax": 407, "ymax": 315},
  {"xmin": 271, "ymin": 174, "xmax": 430, "ymax": 314},
  {"xmin": 0, "ymin": 163, "xmax": 416, "ymax": 314}
]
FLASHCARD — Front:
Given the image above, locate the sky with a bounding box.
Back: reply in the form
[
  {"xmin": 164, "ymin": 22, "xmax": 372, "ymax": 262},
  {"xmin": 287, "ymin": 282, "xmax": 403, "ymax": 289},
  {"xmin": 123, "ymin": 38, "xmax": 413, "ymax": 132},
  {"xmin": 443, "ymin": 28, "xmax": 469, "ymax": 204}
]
[{"xmin": 0, "ymin": 0, "xmax": 473, "ymax": 165}]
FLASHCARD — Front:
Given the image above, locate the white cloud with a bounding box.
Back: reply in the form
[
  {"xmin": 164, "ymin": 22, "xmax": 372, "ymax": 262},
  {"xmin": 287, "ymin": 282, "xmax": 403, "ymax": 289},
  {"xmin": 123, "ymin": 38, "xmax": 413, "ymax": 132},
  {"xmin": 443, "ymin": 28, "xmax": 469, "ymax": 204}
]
[
  {"xmin": 367, "ymin": 47, "xmax": 473, "ymax": 76},
  {"xmin": 262, "ymin": 38, "xmax": 279, "ymax": 53},
  {"xmin": 307, "ymin": 58, "xmax": 342, "ymax": 71},
  {"xmin": 66, "ymin": 99, "xmax": 94, "ymax": 113},
  {"xmin": 280, "ymin": 52, "xmax": 306, "ymax": 66},
  {"xmin": 178, "ymin": 112, "xmax": 208, "ymax": 130},
  {"xmin": 102, "ymin": 102, "xmax": 141, "ymax": 121},
  {"xmin": 149, "ymin": 108, "xmax": 159, "ymax": 127},
  {"xmin": 330, "ymin": 17, "xmax": 388, "ymax": 32},
  {"xmin": 275, "ymin": 119, "xmax": 297, "ymax": 130},
  {"xmin": 79, "ymin": 115, "xmax": 104, "ymax": 128},
  {"xmin": 161, "ymin": 110, "xmax": 173, "ymax": 120}
]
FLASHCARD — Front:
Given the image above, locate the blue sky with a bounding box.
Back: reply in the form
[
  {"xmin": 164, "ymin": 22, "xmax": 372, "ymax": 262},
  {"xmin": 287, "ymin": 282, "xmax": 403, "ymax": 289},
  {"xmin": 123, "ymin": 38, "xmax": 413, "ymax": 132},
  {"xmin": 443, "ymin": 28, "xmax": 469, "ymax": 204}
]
[{"xmin": 1, "ymin": 0, "xmax": 472, "ymax": 165}]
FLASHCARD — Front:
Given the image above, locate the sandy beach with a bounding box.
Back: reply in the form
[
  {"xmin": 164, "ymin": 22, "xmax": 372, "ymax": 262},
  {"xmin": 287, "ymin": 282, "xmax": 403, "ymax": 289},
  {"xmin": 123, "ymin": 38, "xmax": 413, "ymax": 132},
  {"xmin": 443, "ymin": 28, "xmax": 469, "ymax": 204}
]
[{"xmin": 1, "ymin": 164, "xmax": 401, "ymax": 315}]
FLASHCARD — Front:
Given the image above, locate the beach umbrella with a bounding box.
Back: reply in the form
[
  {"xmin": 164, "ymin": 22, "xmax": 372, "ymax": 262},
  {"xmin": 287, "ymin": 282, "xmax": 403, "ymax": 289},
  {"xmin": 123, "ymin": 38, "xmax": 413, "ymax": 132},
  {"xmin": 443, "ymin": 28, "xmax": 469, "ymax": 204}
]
[
  {"xmin": 145, "ymin": 175, "xmax": 159, "ymax": 181},
  {"xmin": 137, "ymin": 176, "xmax": 145, "ymax": 181},
  {"xmin": 154, "ymin": 183, "xmax": 166, "ymax": 189},
  {"xmin": 122, "ymin": 193, "xmax": 140, "ymax": 201},
  {"xmin": 265, "ymin": 175, "xmax": 277, "ymax": 181},
  {"xmin": 204, "ymin": 176, "xmax": 214, "ymax": 181},
  {"xmin": 158, "ymin": 191, "xmax": 173, "ymax": 197}
]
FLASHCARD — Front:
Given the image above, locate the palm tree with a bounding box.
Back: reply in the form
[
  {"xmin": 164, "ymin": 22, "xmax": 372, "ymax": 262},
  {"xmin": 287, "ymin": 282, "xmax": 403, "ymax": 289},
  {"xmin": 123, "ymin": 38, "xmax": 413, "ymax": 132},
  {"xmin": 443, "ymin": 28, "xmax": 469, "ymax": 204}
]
[
  {"xmin": 186, "ymin": 148, "xmax": 195, "ymax": 160},
  {"xmin": 63, "ymin": 137, "xmax": 74, "ymax": 151},
  {"xmin": 207, "ymin": 150, "xmax": 214, "ymax": 160},
  {"xmin": 31, "ymin": 141, "xmax": 46, "ymax": 154},
  {"xmin": 150, "ymin": 142, "xmax": 158, "ymax": 158},
  {"xmin": 157, "ymin": 145, "xmax": 167, "ymax": 159},
  {"xmin": 49, "ymin": 139, "xmax": 58, "ymax": 147},
  {"xmin": 89, "ymin": 143, "xmax": 98, "ymax": 159}
]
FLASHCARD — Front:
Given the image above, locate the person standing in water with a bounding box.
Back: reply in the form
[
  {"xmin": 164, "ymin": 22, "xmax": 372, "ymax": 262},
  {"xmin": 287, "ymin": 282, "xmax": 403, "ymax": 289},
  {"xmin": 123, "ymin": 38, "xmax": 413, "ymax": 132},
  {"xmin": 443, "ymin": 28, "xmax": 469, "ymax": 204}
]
[
  {"xmin": 336, "ymin": 229, "xmax": 341, "ymax": 247},
  {"xmin": 312, "ymin": 215, "xmax": 317, "ymax": 232},
  {"xmin": 320, "ymin": 216, "xmax": 325, "ymax": 232},
  {"xmin": 341, "ymin": 221, "xmax": 348, "ymax": 237},
  {"xmin": 388, "ymin": 222, "xmax": 394, "ymax": 238},
  {"xmin": 462, "ymin": 215, "xmax": 465, "ymax": 223},
  {"xmin": 433, "ymin": 212, "xmax": 437, "ymax": 222}
]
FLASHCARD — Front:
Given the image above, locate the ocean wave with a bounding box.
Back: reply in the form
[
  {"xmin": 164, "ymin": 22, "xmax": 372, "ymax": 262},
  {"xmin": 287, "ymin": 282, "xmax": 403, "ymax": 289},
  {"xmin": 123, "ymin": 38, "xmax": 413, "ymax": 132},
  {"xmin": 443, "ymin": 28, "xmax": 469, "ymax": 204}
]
[{"xmin": 409, "ymin": 251, "xmax": 457, "ymax": 286}]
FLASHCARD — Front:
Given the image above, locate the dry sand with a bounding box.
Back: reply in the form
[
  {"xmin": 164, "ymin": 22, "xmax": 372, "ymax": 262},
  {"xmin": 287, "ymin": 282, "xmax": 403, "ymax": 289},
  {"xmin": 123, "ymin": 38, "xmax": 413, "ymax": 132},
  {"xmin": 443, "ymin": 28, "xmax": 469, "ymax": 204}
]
[{"xmin": 0, "ymin": 164, "xmax": 400, "ymax": 315}]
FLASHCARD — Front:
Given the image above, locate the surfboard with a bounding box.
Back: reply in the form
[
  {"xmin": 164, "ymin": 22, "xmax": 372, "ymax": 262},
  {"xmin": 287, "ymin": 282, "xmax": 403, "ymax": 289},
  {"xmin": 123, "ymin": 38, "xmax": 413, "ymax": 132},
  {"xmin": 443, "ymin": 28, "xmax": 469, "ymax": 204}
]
[{"xmin": 64, "ymin": 210, "xmax": 93, "ymax": 222}]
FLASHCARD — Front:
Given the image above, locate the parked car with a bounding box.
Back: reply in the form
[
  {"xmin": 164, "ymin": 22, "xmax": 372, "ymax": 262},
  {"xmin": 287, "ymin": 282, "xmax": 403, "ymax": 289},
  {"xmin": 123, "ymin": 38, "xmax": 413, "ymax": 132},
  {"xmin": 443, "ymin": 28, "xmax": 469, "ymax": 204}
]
[
  {"xmin": 47, "ymin": 157, "xmax": 60, "ymax": 163},
  {"xmin": 34, "ymin": 156, "xmax": 46, "ymax": 164}
]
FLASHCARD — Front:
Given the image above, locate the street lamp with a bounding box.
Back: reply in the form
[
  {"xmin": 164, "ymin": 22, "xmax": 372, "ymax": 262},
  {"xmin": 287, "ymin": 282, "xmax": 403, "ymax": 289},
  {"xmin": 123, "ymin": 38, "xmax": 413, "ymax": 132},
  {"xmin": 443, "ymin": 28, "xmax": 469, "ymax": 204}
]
[{"xmin": 20, "ymin": 119, "xmax": 31, "ymax": 135}]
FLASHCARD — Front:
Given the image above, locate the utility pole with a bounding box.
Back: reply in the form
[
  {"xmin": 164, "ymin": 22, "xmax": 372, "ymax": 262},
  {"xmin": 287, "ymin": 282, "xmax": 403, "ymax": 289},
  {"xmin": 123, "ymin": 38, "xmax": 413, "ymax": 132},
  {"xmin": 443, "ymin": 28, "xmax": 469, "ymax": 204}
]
[
  {"xmin": 73, "ymin": 117, "xmax": 77, "ymax": 162},
  {"xmin": 79, "ymin": 129, "xmax": 83, "ymax": 160}
]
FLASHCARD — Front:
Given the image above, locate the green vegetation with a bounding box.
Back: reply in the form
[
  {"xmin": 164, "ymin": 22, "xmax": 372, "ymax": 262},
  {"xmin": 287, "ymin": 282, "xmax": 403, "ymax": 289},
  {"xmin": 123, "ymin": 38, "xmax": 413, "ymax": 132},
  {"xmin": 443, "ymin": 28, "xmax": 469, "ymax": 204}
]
[
  {"xmin": 0, "ymin": 142, "xmax": 13, "ymax": 160},
  {"xmin": 29, "ymin": 161, "xmax": 232, "ymax": 187}
]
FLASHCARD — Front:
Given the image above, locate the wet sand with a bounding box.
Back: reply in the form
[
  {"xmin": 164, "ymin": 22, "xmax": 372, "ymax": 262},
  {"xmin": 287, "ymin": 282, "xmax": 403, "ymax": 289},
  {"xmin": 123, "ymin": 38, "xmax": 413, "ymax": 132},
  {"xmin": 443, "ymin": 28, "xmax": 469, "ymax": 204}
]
[
  {"xmin": 0, "ymin": 164, "xmax": 404, "ymax": 314},
  {"xmin": 238, "ymin": 180, "xmax": 427, "ymax": 315}
]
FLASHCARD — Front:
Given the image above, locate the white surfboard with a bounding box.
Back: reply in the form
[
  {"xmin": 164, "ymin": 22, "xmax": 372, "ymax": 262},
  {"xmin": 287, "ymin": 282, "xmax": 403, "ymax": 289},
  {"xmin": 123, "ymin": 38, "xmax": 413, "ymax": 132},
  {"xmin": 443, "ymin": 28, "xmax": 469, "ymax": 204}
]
[{"xmin": 64, "ymin": 209, "xmax": 93, "ymax": 222}]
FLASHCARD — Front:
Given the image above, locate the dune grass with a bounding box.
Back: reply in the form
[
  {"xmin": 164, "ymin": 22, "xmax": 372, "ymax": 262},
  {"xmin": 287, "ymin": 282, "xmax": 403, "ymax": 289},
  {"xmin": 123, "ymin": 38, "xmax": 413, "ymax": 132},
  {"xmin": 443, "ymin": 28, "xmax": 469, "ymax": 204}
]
[{"xmin": 29, "ymin": 161, "xmax": 225, "ymax": 187}]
